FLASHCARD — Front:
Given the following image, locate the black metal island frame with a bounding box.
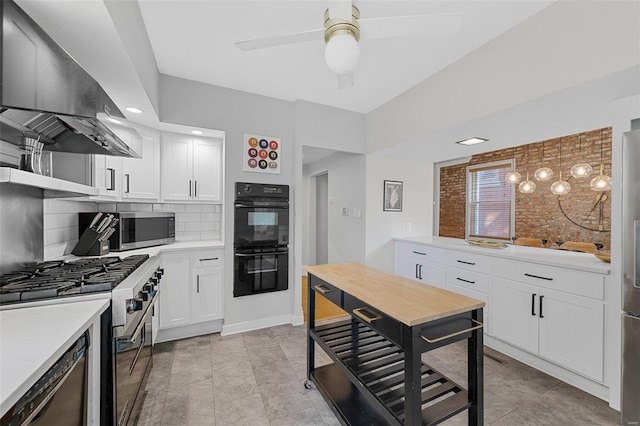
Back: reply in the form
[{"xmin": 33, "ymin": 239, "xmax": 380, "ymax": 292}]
[{"xmin": 305, "ymin": 263, "xmax": 485, "ymax": 425}]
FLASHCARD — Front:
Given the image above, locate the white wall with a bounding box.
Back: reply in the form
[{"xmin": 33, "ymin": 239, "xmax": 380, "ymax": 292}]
[
  {"xmin": 364, "ymin": 155, "xmax": 433, "ymax": 273},
  {"xmin": 302, "ymin": 152, "xmax": 366, "ymax": 267},
  {"xmin": 160, "ymin": 74, "xmax": 297, "ymax": 334},
  {"xmin": 366, "ymin": 1, "xmax": 640, "ymax": 154}
]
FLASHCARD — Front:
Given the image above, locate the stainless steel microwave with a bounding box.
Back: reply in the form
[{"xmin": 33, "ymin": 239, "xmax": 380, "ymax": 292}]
[{"xmin": 79, "ymin": 212, "xmax": 175, "ymax": 251}]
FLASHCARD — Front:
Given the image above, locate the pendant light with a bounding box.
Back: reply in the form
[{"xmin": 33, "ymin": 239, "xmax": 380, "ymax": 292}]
[
  {"xmin": 505, "ymin": 146, "xmax": 521, "ymax": 184},
  {"xmin": 570, "ymin": 132, "xmax": 593, "ymax": 178},
  {"xmin": 551, "ymin": 137, "xmax": 571, "ymax": 195},
  {"xmin": 534, "ymin": 141, "xmax": 554, "ymax": 181},
  {"xmin": 590, "ymin": 129, "xmax": 612, "ymax": 191},
  {"xmin": 519, "ymin": 145, "xmax": 536, "ymax": 193}
]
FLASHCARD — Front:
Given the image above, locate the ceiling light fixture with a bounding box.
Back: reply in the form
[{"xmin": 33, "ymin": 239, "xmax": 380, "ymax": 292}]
[
  {"xmin": 324, "ymin": 7, "xmax": 360, "ymax": 75},
  {"xmin": 570, "ymin": 132, "xmax": 593, "ymax": 178},
  {"xmin": 550, "ymin": 137, "xmax": 571, "ymax": 195},
  {"xmin": 505, "ymin": 146, "xmax": 521, "ymax": 184},
  {"xmin": 456, "ymin": 137, "xmax": 488, "ymax": 146},
  {"xmin": 191, "ymin": 130, "xmax": 203, "ymax": 135},
  {"xmin": 519, "ymin": 144, "xmax": 536, "ymax": 194},
  {"xmin": 534, "ymin": 141, "xmax": 553, "ymax": 181},
  {"xmin": 590, "ymin": 129, "xmax": 612, "ymax": 191},
  {"xmin": 125, "ymin": 107, "xmax": 143, "ymax": 114}
]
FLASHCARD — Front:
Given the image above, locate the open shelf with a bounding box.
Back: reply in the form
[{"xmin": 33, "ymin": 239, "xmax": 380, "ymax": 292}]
[{"xmin": 311, "ymin": 320, "xmax": 471, "ymax": 425}]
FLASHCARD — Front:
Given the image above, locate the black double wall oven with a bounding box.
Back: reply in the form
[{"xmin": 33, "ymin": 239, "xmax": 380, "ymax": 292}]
[{"xmin": 234, "ymin": 182, "xmax": 289, "ymax": 297}]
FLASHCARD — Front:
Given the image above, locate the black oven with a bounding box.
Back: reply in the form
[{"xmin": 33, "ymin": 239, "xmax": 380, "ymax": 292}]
[{"xmin": 234, "ymin": 182, "xmax": 289, "ymax": 297}]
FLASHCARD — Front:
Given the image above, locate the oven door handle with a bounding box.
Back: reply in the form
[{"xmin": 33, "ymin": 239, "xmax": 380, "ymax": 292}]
[
  {"xmin": 234, "ymin": 202, "xmax": 289, "ymax": 209},
  {"xmin": 119, "ymin": 293, "xmax": 158, "ymax": 344},
  {"xmin": 235, "ymin": 250, "xmax": 288, "ymax": 257}
]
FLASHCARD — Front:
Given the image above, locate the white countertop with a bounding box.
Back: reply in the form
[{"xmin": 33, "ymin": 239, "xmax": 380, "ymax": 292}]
[
  {"xmin": 59, "ymin": 240, "xmax": 225, "ymax": 261},
  {"xmin": 395, "ymin": 236, "xmax": 611, "ymax": 275},
  {"xmin": 0, "ymin": 299, "xmax": 110, "ymax": 416}
]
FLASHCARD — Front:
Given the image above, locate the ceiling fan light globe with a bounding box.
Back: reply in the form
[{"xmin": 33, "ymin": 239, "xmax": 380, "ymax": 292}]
[{"xmin": 325, "ymin": 32, "xmax": 360, "ymax": 75}]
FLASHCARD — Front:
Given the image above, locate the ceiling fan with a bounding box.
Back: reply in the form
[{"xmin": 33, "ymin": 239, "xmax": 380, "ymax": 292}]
[{"xmin": 235, "ymin": 0, "xmax": 462, "ymax": 89}]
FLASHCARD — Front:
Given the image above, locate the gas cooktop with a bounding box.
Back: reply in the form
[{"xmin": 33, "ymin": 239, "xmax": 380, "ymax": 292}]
[{"xmin": 0, "ymin": 255, "xmax": 149, "ymax": 304}]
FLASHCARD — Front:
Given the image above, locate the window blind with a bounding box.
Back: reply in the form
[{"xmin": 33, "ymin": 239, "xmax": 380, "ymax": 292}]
[{"xmin": 467, "ymin": 163, "xmax": 513, "ymax": 240}]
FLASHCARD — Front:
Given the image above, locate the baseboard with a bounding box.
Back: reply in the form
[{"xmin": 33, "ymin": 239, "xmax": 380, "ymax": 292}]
[
  {"xmin": 291, "ymin": 313, "xmax": 304, "ymax": 326},
  {"xmin": 221, "ymin": 314, "xmax": 294, "ymax": 336},
  {"xmin": 155, "ymin": 319, "xmax": 223, "ymax": 343}
]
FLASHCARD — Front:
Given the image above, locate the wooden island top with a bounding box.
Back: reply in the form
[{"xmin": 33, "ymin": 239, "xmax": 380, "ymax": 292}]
[{"xmin": 305, "ymin": 262, "xmax": 485, "ymax": 327}]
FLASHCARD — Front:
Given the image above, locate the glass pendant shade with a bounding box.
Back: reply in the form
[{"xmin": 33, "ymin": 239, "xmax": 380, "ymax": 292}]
[
  {"xmin": 505, "ymin": 170, "xmax": 522, "ymax": 184},
  {"xmin": 590, "ymin": 164, "xmax": 612, "ymax": 191},
  {"xmin": 519, "ymin": 173, "xmax": 536, "ymax": 193},
  {"xmin": 570, "ymin": 163, "xmax": 593, "ymax": 178},
  {"xmin": 551, "ymin": 171, "xmax": 571, "ymax": 195},
  {"xmin": 534, "ymin": 167, "xmax": 553, "ymax": 181}
]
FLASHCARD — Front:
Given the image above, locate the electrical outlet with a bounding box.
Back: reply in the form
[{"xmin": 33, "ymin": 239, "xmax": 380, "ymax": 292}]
[{"xmin": 406, "ymin": 223, "xmax": 412, "ymax": 232}]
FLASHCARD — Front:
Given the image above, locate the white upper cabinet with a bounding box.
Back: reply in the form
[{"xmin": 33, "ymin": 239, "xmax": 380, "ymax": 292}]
[
  {"xmin": 161, "ymin": 134, "xmax": 222, "ymax": 203},
  {"xmin": 120, "ymin": 128, "xmax": 160, "ymax": 200}
]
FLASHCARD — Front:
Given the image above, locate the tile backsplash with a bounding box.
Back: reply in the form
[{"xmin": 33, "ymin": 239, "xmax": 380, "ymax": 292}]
[{"xmin": 43, "ymin": 201, "xmax": 222, "ymax": 259}]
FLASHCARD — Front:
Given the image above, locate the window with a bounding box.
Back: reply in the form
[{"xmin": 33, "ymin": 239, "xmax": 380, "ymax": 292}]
[{"xmin": 466, "ymin": 160, "xmax": 514, "ymax": 240}]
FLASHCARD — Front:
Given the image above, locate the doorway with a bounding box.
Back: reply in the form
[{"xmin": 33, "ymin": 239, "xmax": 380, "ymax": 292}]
[{"xmin": 314, "ymin": 172, "xmax": 328, "ymax": 265}]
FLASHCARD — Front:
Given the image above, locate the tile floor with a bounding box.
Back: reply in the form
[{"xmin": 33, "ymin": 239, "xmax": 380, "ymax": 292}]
[{"xmin": 137, "ymin": 324, "xmax": 620, "ymax": 426}]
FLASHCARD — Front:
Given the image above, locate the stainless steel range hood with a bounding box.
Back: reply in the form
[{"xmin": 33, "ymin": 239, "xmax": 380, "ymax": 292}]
[{"xmin": 0, "ymin": 0, "xmax": 140, "ymax": 158}]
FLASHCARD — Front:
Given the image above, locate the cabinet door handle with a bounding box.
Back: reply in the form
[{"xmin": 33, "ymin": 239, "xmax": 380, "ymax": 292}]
[
  {"xmin": 456, "ymin": 277, "xmax": 475, "ymax": 284},
  {"xmin": 539, "ymin": 295, "xmax": 544, "ymax": 318},
  {"xmin": 353, "ymin": 307, "xmax": 382, "ymax": 324},
  {"xmin": 531, "ymin": 294, "xmax": 537, "ymax": 316},
  {"xmin": 125, "ymin": 174, "xmax": 130, "ymax": 193},
  {"xmin": 195, "ymin": 180, "xmax": 198, "ymax": 197},
  {"xmin": 107, "ymin": 168, "xmax": 115, "ymax": 191},
  {"xmin": 415, "ymin": 263, "xmax": 419, "ymax": 279},
  {"xmin": 189, "ymin": 180, "xmax": 192, "ymax": 197},
  {"xmin": 412, "ymin": 251, "xmax": 426, "ymax": 256},
  {"xmin": 196, "ymin": 275, "xmax": 200, "ymax": 293},
  {"xmin": 419, "ymin": 264, "xmax": 423, "ymax": 280},
  {"xmin": 456, "ymin": 260, "xmax": 476, "ymax": 266},
  {"xmin": 524, "ymin": 273, "xmax": 553, "ymax": 281},
  {"xmin": 313, "ymin": 285, "xmax": 333, "ymax": 294},
  {"xmin": 199, "ymin": 257, "xmax": 218, "ymax": 262}
]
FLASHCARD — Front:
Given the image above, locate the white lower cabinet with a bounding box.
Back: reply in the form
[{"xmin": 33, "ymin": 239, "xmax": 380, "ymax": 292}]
[
  {"xmin": 394, "ymin": 242, "xmax": 446, "ymax": 289},
  {"xmin": 158, "ymin": 249, "xmax": 224, "ymax": 339},
  {"xmin": 490, "ymin": 276, "xmax": 604, "ymax": 382}
]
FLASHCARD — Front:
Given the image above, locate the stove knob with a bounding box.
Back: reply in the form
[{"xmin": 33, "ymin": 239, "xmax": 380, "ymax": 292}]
[
  {"xmin": 127, "ymin": 298, "xmax": 143, "ymax": 313},
  {"xmin": 157, "ymin": 268, "xmax": 164, "ymax": 277},
  {"xmin": 139, "ymin": 291, "xmax": 149, "ymax": 301},
  {"xmin": 143, "ymin": 283, "xmax": 154, "ymax": 293}
]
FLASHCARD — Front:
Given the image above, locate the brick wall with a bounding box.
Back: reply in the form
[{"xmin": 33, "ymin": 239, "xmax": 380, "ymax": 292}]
[{"xmin": 439, "ymin": 127, "xmax": 612, "ymax": 251}]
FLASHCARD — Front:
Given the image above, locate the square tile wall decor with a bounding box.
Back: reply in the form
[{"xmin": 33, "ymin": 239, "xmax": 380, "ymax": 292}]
[{"xmin": 243, "ymin": 134, "xmax": 281, "ymax": 174}]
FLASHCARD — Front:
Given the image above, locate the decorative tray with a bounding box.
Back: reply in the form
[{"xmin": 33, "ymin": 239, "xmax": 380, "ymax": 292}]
[{"xmin": 465, "ymin": 239, "xmax": 508, "ymax": 249}]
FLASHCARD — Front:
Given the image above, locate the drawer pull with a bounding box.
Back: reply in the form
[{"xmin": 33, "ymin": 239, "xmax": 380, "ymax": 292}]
[
  {"xmin": 457, "ymin": 260, "xmax": 476, "ymax": 266},
  {"xmin": 199, "ymin": 257, "xmax": 219, "ymax": 262},
  {"xmin": 412, "ymin": 251, "xmax": 426, "ymax": 256},
  {"xmin": 421, "ymin": 319, "xmax": 484, "ymax": 344},
  {"xmin": 456, "ymin": 277, "xmax": 475, "ymax": 284},
  {"xmin": 314, "ymin": 285, "xmax": 333, "ymax": 294},
  {"xmin": 524, "ymin": 273, "xmax": 553, "ymax": 281},
  {"xmin": 353, "ymin": 307, "xmax": 382, "ymax": 324}
]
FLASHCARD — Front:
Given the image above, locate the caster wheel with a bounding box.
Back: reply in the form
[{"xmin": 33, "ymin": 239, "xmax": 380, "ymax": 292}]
[{"xmin": 304, "ymin": 380, "xmax": 313, "ymax": 390}]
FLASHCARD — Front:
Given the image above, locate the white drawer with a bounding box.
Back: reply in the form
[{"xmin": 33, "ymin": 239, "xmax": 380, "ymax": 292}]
[
  {"xmin": 446, "ymin": 250, "xmax": 491, "ymax": 274},
  {"xmin": 492, "ymin": 258, "xmax": 604, "ymax": 300},
  {"xmin": 192, "ymin": 249, "xmax": 223, "ymax": 267},
  {"xmin": 447, "ymin": 283, "xmax": 490, "ymax": 336},
  {"xmin": 396, "ymin": 242, "xmax": 446, "ymax": 264},
  {"xmin": 447, "ymin": 267, "xmax": 489, "ymax": 294}
]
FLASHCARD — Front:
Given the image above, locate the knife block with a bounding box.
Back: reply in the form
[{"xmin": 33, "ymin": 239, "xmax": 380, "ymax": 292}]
[{"xmin": 72, "ymin": 228, "xmax": 110, "ymax": 256}]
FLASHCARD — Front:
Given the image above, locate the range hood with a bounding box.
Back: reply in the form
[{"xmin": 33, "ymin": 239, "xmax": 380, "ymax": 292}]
[{"xmin": 0, "ymin": 0, "xmax": 140, "ymax": 158}]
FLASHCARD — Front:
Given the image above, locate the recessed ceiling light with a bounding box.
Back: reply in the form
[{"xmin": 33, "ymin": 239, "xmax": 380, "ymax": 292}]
[
  {"xmin": 125, "ymin": 106, "xmax": 143, "ymax": 114},
  {"xmin": 456, "ymin": 137, "xmax": 489, "ymax": 146},
  {"xmin": 108, "ymin": 117, "xmax": 122, "ymax": 124},
  {"xmin": 191, "ymin": 130, "xmax": 203, "ymax": 135}
]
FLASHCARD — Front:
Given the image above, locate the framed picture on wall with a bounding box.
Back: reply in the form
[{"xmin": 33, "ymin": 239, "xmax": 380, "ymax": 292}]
[{"xmin": 383, "ymin": 180, "xmax": 403, "ymax": 212}]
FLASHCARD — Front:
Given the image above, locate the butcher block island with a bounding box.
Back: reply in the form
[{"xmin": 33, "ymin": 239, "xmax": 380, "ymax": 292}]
[{"xmin": 305, "ymin": 263, "xmax": 486, "ymax": 426}]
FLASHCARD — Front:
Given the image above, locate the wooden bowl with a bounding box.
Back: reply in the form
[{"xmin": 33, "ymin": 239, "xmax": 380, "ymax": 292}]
[{"xmin": 594, "ymin": 253, "xmax": 611, "ymax": 263}]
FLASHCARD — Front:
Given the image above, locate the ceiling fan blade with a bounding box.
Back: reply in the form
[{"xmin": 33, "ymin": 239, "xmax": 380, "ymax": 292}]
[
  {"xmin": 337, "ymin": 72, "xmax": 354, "ymax": 89},
  {"xmin": 235, "ymin": 28, "xmax": 324, "ymax": 51},
  {"xmin": 328, "ymin": 0, "xmax": 352, "ymax": 20},
  {"xmin": 360, "ymin": 12, "xmax": 463, "ymax": 39}
]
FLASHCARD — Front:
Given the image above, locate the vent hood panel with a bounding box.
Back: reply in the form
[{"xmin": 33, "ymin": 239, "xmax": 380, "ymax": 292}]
[{"xmin": 0, "ymin": 0, "xmax": 139, "ymax": 158}]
